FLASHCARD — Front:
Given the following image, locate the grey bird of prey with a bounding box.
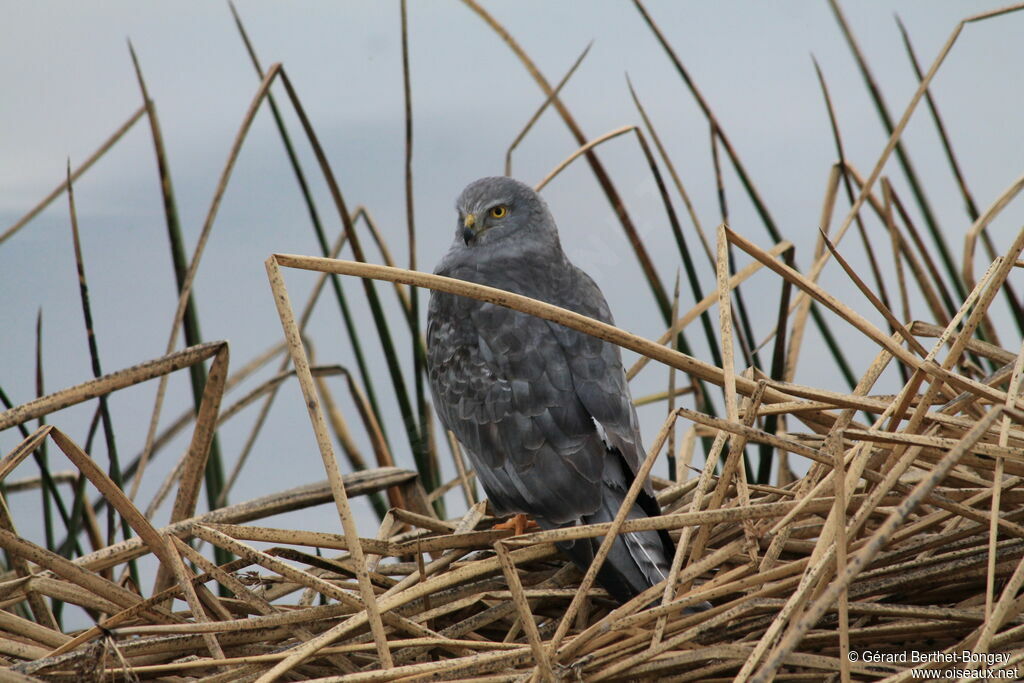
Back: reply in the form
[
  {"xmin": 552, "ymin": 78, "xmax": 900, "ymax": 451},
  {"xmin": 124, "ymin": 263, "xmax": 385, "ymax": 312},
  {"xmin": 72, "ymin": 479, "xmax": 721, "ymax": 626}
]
[{"xmin": 426, "ymin": 176, "xmax": 673, "ymax": 603}]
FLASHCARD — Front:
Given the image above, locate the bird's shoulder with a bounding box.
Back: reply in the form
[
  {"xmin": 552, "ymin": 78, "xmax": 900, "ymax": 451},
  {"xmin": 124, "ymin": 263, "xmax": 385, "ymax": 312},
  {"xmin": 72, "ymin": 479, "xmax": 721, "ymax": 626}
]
[{"xmin": 427, "ymin": 251, "xmax": 619, "ymax": 368}]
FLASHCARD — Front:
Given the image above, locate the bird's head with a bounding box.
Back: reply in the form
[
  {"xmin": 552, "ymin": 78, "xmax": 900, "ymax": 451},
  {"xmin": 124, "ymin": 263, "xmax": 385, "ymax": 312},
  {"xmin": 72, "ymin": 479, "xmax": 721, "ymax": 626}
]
[{"xmin": 454, "ymin": 176, "xmax": 558, "ymax": 249}]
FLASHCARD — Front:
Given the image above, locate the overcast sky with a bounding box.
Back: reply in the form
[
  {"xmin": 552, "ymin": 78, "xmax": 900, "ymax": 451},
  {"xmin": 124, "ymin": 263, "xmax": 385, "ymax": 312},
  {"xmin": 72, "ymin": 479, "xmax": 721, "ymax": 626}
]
[{"xmin": 2, "ymin": 2, "xmax": 1023, "ymax": 576}]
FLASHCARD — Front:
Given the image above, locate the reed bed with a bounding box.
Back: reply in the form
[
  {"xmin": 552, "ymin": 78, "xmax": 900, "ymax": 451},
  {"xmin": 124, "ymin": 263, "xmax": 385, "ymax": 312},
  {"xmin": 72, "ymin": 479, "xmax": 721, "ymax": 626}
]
[{"xmin": 2, "ymin": 2, "xmax": 1024, "ymax": 681}]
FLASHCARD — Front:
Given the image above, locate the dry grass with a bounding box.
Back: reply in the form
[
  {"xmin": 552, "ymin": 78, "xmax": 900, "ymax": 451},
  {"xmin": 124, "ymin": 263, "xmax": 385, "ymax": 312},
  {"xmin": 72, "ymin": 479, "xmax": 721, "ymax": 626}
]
[{"xmin": 2, "ymin": 2, "xmax": 1024, "ymax": 681}]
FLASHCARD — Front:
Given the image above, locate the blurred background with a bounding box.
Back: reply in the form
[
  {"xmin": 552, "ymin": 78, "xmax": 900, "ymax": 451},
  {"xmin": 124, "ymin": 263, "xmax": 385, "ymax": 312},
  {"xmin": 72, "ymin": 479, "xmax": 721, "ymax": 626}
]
[{"xmin": 2, "ymin": 1, "xmax": 1023, "ymax": 598}]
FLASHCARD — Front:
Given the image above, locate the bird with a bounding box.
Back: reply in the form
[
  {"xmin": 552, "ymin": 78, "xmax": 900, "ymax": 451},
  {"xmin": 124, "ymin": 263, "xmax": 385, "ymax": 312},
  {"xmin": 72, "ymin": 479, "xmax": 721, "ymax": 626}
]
[{"xmin": 426, "ymin": 176, "xmax": 675, "ymax": 603}]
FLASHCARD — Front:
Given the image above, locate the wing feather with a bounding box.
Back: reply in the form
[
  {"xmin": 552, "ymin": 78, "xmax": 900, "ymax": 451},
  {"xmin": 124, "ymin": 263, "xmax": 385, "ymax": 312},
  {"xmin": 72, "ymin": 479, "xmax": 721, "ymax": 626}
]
[{"xmin": 427, "ymin": 252, "xmax": 649, "ymax": 523}]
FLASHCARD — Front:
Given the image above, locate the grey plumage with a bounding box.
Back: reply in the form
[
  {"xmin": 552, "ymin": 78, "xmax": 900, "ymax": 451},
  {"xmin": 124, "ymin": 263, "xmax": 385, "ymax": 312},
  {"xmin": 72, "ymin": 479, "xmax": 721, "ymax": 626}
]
[{"xmin": 426, "ymin": 176, "xmax": 673, "ymax": 603}]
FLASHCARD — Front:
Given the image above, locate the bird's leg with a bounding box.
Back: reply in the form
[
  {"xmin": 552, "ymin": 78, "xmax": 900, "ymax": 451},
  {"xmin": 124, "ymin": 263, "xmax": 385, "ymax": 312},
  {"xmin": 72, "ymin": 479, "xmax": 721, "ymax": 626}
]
[{"xmin": 493, "ymin": 513, "xmax": 540, "ymax": 536}]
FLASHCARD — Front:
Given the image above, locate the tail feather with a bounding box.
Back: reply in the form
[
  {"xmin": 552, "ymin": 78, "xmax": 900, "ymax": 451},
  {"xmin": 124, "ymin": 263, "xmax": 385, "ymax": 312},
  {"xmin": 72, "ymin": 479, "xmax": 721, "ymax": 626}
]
[
  {"xmin": 537, "ymin": 451, "xmax": 710, "ymax": 607},
  {"xmin": 545, "ymin": 483, "xmax": 672, "ymax": 604},
  {"xmin": 592, "ymin": 484, "xmax": 672, "ymax": 602}
]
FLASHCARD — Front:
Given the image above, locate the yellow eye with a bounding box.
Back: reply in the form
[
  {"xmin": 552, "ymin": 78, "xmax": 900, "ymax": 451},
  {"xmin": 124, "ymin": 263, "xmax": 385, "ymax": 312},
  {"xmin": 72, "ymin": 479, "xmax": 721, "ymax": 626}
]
[{"xmin": 489, "ymin": 205, "xmax": 508, "ymax": 219}]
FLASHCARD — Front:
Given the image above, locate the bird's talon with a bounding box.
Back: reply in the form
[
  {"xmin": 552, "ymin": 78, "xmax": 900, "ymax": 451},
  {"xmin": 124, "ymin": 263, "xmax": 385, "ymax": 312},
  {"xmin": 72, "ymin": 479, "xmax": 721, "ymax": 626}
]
[{"xmin": 493, "ymin": 513, "xmax": 540, "ymax": 536}]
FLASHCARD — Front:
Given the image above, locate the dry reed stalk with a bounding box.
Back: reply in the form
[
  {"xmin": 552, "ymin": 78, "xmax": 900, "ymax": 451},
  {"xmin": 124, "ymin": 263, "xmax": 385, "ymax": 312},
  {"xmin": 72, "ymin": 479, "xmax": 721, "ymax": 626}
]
[
  {"xmin": 2, "ymin": 373, "xmax": 1021, "ymax": 680},
  {"xmin": 16, "ymin": 250, "xmax": 974, "ymax": 680}
]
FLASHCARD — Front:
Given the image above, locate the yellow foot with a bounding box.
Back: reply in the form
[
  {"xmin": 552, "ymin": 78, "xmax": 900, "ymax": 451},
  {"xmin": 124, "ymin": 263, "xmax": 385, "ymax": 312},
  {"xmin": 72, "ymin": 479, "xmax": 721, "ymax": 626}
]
[{"xmin": 492, "ymin": 513, "xmax": 540, "ymax": 536}]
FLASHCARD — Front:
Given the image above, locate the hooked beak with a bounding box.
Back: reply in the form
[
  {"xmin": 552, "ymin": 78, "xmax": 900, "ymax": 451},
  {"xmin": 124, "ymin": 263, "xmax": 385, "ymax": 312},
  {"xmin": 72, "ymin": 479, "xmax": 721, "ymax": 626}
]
[{"xmin": 461, "ymin": 213, "xmax": 478, "ymax": 245}]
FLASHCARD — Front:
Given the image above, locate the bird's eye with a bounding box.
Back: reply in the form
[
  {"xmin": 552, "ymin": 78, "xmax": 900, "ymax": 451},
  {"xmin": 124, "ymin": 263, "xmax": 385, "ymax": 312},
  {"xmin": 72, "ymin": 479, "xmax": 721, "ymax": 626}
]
[{"xmin": 489, "ymin": 205, "xmax": 508, "ymax": 219}]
